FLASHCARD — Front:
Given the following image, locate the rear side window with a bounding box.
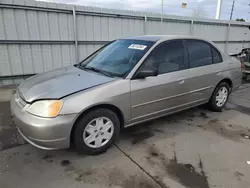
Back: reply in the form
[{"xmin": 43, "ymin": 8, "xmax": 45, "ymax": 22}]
[
  {"xmin": 186, "ymin": 40, "xmax": 213, "ymax": 68},
  {"xmin": 212, "ymin": 47, "xmax": 223, "ymax": 63}
]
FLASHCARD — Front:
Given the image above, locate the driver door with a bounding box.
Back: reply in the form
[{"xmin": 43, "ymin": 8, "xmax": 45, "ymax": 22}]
[{"xmin": 130, "ymin": 40, "xmax": 190, "ymax": 123}]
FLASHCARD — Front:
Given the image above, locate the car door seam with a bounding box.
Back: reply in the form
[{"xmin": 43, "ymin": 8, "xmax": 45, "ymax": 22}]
[{"xmin": 132, "ymin": 86, "xmax": 213, "ymax": 108}]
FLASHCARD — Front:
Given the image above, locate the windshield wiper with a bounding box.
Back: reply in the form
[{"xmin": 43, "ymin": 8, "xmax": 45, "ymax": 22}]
[
  {"xmin": 74, "ymin": 64, "xmax": 85, "ymax": 70},
  {"xmin": 83, "ymin": 66, "xmax": 114, "ymax": 77}
]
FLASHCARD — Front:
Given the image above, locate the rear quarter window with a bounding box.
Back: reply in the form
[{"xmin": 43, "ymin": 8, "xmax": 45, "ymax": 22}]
[{"xmin": 212, "ymin": 47, "xmax": 223, "ymax": 63}]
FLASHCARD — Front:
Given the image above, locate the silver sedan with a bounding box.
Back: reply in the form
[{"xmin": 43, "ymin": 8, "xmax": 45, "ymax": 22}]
[{"xmin": 11, "ymin": 35, "xmax": 242, "ymax": 154}]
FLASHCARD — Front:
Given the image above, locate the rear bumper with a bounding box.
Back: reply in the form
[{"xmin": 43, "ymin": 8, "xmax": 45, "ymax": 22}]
[{"xmin": 10, "ymin": 96, "xmax": 77, "ymax": 150}]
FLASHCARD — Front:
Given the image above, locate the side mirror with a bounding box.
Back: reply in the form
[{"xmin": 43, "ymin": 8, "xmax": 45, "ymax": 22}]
[{"xmin": 135, "ymin": 67, "xmax": 158, "ymax": 79}]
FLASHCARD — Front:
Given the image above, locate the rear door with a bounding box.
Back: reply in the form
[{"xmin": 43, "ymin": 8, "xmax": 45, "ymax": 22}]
[
  {"xmin": 130, "ymin": 40, "xmax": 190, "ymax": 123},
  {"xmin": 185, "ymin": 39, "xmax": 224, "ymax": 104}
]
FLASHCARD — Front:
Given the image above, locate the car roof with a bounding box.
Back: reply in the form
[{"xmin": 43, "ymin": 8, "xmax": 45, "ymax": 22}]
[
  {"xmin": 123, "ymin": 35, "xmax": 206, "ymax": 42},
  {"xmin": 123, "ymin": 35, "xmax": 230, "ymax": 64}
]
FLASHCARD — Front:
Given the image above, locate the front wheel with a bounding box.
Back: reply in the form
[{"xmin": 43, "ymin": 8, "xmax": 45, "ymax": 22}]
[
  {"xmin": 73, "ymin": 108, "xmax": 120, "ymax": 155},
  {"xmin": 208, "ymin": 82, "xmax": 230, "ymax": 112}
]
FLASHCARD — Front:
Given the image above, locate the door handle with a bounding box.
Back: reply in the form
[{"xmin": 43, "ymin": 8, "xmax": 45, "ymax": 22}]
[{"xmin": 177, "ymin": 77, "xmax": 185, "ymax": 84}]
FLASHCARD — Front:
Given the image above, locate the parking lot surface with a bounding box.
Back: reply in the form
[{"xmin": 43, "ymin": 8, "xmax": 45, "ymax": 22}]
[{"xmin": 1, "ymin": 83, "xmax": 250, "ymax": 188}]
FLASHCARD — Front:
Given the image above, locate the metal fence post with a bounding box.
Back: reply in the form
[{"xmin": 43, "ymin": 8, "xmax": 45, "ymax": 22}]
[
  {"xmin": 225, "ymin": 23, "xmax": 231, "ymax": 53},
  {"xmin": 73, "ymin": 7, "xmax": 79, "ymax": 64},
  {"xmin": 144, "ymin": 14, "xmax": 147, "ymax": 35},
  {"xmin": 190, "ymin": 20, "xmax": 194, "ymax": 36}
]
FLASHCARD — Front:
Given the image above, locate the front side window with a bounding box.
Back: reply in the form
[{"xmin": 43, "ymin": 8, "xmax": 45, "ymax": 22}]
[
  {"xmin": 186, "ymin": 40, "xmax": 212, "ymax": 68},
  {"xmin": 141, "ymin": 40, "xmax": 187, "ymax": 75},
  {"xmin": 79, "ymin": 39, "xmax": 154, "ymax": 77}
]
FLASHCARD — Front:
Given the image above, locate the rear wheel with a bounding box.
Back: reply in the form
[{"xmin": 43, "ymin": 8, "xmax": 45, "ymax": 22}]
[
  {"xmin": 208, "ymin": 82, "xmax": 230, "ymax": 112},
  {"xmin": 73, "ymin": 108, "xmax": 120, "ymax": 155}
]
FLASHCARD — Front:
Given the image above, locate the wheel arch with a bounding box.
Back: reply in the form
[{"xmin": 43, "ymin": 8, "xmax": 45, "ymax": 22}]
[
  {"xmin": 70, "ymin": 103, "xmax": 124, "ymax": 146},
  {"xmin": 210, "ymin": 78, "xmax": 233, "ymax": 101},
  {"xmin": 217, "ymin": 78, "xmax": 233, "ymax": 91}
]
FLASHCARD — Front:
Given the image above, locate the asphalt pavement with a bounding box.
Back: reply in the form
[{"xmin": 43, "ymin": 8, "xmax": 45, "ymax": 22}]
[{"xmin": 1, "ymin": 82, "xmax": 250, "ymax": 188}]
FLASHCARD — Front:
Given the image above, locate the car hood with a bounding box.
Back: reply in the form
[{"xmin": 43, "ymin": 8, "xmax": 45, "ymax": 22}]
[{"xmin": 19, "ymin": 66, "xmax": 117, "ymax": 103}]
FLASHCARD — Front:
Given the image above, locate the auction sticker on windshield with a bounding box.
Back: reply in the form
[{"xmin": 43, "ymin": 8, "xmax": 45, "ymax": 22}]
[{"xmin": 128, "ymin": 44, "xmax": 147, "ymax": 50}]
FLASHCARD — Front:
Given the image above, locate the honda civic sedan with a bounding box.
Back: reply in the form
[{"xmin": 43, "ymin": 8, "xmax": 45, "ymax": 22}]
[{"xmin": 11, "ymin": 35, "xmax": 242, "ymax": 154}]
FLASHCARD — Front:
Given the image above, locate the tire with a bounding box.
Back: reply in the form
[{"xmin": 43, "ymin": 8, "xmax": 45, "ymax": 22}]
[
  {"xmin": 208, "ymin": 82, "xmax": 230, "ymax": 112},
  {"xmin": 73, "ymin": 108, "xmax": 120, "ymax": 155}
]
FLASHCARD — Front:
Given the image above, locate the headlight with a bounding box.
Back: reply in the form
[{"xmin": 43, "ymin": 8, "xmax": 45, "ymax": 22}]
[{"xmin": 26, "ymin": 100, "xmax": 63, "ymax": 118}]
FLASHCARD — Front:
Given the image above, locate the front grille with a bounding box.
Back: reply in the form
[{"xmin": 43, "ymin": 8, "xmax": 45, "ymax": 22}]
[{"xmin": 14, "ymin": 91, "xmax": 27, "ymax": 109}]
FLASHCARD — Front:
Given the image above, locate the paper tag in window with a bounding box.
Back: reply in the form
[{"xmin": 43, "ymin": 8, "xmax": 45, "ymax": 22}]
[{"xmin": 128, "ymin": 44, "xmax": 147, "ymax": 50}]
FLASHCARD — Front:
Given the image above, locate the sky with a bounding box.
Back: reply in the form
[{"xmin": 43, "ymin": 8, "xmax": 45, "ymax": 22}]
[{"xmin": 38, "ymin": 0, "xmax": 250, "ymax": 21}]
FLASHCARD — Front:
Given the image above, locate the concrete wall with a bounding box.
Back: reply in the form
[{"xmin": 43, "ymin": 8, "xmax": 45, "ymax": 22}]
[{"xmin": 0, "ymin": 0, "xmax": 250, "ymax": 85}]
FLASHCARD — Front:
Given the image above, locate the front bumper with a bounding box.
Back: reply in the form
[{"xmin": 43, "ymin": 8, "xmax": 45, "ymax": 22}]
[
  {"xmin": 242, "ymin": 70, "xmax": 250, "ymax": 74},
  {"xmin": 10, "ymin": 96, "xmax": 77, "ymax": 150}
]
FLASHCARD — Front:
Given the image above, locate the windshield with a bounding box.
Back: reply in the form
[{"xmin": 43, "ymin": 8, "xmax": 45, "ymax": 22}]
[{"xmin": 79, "ymin": 39, "xmax": 154, "ymax": 77}]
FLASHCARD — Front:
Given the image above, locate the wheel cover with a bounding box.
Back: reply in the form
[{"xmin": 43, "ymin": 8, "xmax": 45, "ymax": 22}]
[
  {"xmin": 83, "ymin": 117, "xmax": 114, "ymax": 148},
  {"xmin": 215, "ymin": 87, "xmax": 228, "ymax": 107}
]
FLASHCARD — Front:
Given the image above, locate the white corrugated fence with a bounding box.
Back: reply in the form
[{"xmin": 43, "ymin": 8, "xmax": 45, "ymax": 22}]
[{"xmin": 0, "ymin": 0, "xmax": 250, "ymax": 85}]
